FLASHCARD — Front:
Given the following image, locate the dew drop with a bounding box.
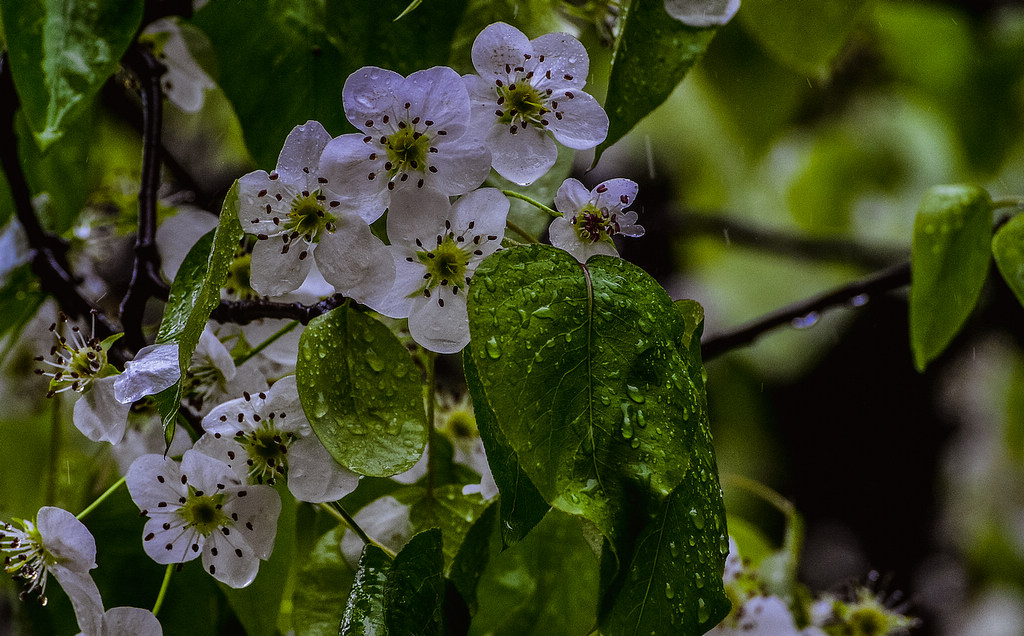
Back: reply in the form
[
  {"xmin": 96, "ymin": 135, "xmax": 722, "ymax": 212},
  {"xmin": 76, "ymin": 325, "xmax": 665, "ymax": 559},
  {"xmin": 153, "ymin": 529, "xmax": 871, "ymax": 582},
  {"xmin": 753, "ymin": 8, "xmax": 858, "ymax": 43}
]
[
  {"xmin": 620, "ymin": 403, "xmax": 634, "ymax": 439},
  {"xmin": 664, "ymin": 582, "xmax": 675, "ymax": 599},
  {"xmin": 630, "ymin": 437, "xmax": 641, "ymax": 449},
  {"xmin": 791, "ymin": 311, "xmax": 819, "ymax": 329},
  {"xmin": 697, "ymin": 598, "xmax": 710, "ymax": 623},
  {"xmin": 669, "ymin": 541, "xmax": 679, "ymax": 557},
  {"xmin": 626, "ymin": 384, "xmax": 645, "ymax": 403},
  {"xmin": 689, "ymin": 508, "xmax": 705, "ymax": 529},
  {"xmin": 850, "ymin": 293, "xmax": 869, "ymax": 307},
  {"xmin": 485, "ymin": 337, "xmax": 502, "ymax": 359},
  {"xmin": 483, "ymin": 277, "xmax": 497, "ymax": 292},
  {"xmin": 636, "ymin": 410, "xmax": 646, "ymax": 428}
]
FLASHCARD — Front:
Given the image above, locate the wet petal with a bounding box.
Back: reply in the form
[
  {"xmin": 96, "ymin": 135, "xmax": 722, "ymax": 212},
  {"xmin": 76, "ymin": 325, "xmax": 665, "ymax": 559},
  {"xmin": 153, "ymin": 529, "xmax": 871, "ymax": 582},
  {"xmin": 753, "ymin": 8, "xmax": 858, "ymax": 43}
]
[
  {"xmin": 426, "ymin": 135, "xmax": 492, "ymax": 195},
  {"xmin": 52, "ymin": 565, "xmax": 104, "ymax": 636},
  {"xmin": 203, "ymin": 530, "xmax": 260, "ymax": 588},
  {"xmin": 141, "ymin": 514, "xmax": 200, "ymax": 565},
  {"xmin": 531, "ymin": 32, "xmax": 590, "ymax": 89},
  {"xmin": 181, "ymin": 449, "xmax": 242, "ymax": 493},
  {"xmin": 548, "ymin": 216, "xmax": 618, "ymax": 263},
  {"xmin": 553, "ymin": 178, "xmax": 591, "ymax": 215},
  {"xmin": 546, "ymin": 90, "xmax": 608, "ymax": 150},
  {"xmin": 451, "ymin": 187, "xmax": 509, "ymax": 256},
  {"xmin": 222, "ymin": 484, "xmax": 281, "ymax": 559},
  {"xmin": 403, "ymin": 66, "xmax": 471, "ymax": 136},
  {"xmin": 592, "ymin": 178, "xmax": 639, "ymax": 212},
  {"xmin": 486, "ymin": 123, "xmax": 556, "ymax": 186},
  {"xmin": 664, "ymin": 0, "xmax": 741, "ymax": 27},
  {"xmin": 315, "ymin": 214, "xmax": 397, "ymax": 309},
  {"xmin": 318, "ymin": 133, "xmax": 391, "ymax": 223},
  {"xmin": 275, "ymin": 120, "xmax": 332, "ymax": 187},
  {"xmin": 114, "ymin": 343, "xmax": 181, "ymax": 404},
  {"xmin": 471, "ymin": 22, "xmax": 533, "ymax": 77},
  {"xmin": 36, "ymin": 507, "xmax": 96, "ymax": 572},
  {"xmin": 100, "ymin": 606, "xmax": 164, "ymax": 636},
  {"xmin": 343, "ymin": 66, "xmax": 405, "ymax": 130},
  {"xmin": 73, "ymin": 377, "xmax": 131, "ymax": 444},
  {"xmin": 126, "ymin": 454, "xmax": 186, "ymax": 510},
  {"xmin": 249, "ymin": 234, "xmax": 314, "ymax": 297},
  {"xmin": 408, "ymin": 287, "xmax": 469, "ymax": 354},
  {"xmin": 192, "ymin": 434, "xmax": 249, "ymax": 483},
  {"xmin": 287, "ymin": 435, "xmax": 359, "ymax": 503}
]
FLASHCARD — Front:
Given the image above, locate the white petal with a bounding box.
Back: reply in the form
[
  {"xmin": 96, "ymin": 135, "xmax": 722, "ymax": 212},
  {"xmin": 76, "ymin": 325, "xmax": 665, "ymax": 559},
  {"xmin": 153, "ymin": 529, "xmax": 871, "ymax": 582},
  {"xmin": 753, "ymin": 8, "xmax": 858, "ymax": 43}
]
[
  {"xmin": 487, "ymin": 123, "xmax": 557, "ymax": 186},
  {"xmin": 203, "ymin": 530, "xmax": 260, "ymax": 588},
  {"xmin": 51, "ymin": 566, "xmax": 104, "ymax": 636},
  {"xmin": 276, "ymin": 121, "xmax": 332, "ymax": 185},
  {"xmin": 203, "ymin": 395, "xmax": 259, "ymax": 436},
  {"xmin": 391, "ymin": 447, "xmax": 428, "ymax": 484},
  {"xmin": 263, "ymin": 375, "xmax": 309, "ymax": 434},
  {"xmin": 315, "ymin": 214, "xmax": 397, "ymax": 307},
  {"xmin": 126, "ymin": 454, "xmax": 186, "ymax": 511},
  {"xmin": 592, "ymin": 178, "xmax": 639, "ymax": 212},
  {"xmin": 471, "ymin": 22, "xmax": 532, "ymax": 77},
  {"xmin": 318, "ymin": 133, "xmax": 391, "ymax": 223},
  {"xmin": 287, "ymin": 435, "xmax": 360, "ymax": 503},
  {"xmin": 141, "ymin": 514, "xmax": 200, "ymax": 565},
  {"xmin": 192, "ymin": 434, "xmax": 249, "ymax": 483},
  {"xmin": 554, "ymin": 178, "xmax": 591, "ymax": 215},
  {"xmin": 451, "ymin": 188, "xmax": 509, "ymax": 247},
  {"xmin": 408, "ymin": 287, "xmax": 469, "ymax": 354},
  {"xmin": 181, "ymin": 449, "xmax": 242, "ymax": 492},
  {"xmin": 371, "ymin": 253, "xmax": 421, "ymax": 319},
  {"xmin": 194, "ymin": 327, "xmax": 237, "ymax": 382},
  {"xmin": 548, "ymin": 216, "xmax": 618, "ymax": 263},
  {"xmin": 616, "ymin": 210, "xmax": 645, "ymax": 238},
  {"xmin": 664, "ymin": 0, "xmax": 741, "ymax": 27},
  {"xmin": 100, "ymin": 607, "xmax": 164, "ymax": 636},
  {"xmin": 250, "ymin": 234, "xmax": 314, "ymax": 297},
  {"xmin": 114, "ymin": 344, "xmax": 181, "ymax": 404},
  {"xmin": 546, "ymin": 90, "xmax": 608, "ymax": 150},
  {"xmin": 387, "ymin": 187, "xmax": 451, "ymax": 247},
  {"xmin": 73, "ymin": 377, "xmax": 131, "ymax": 444},
  {"xmin": 222, "ymin": 484, "xmax": 281, "ymax": 559},
  {"xmin": 237, "ymin": 170, "xmax": 297, "ymax": 237},
  {"xmin": 156, "ymin": 206, "xmax": 218, "ymax": 280},
  {"xmin": 343, "ymin": 66, "xmax": 405, "ymax": 130},
  {"xmin": 531, "ymin": 32, "xmax": 590, "ymax": 89},
  {"xmin": 425, "ymin": 135, "xmax": 492, "ymax": 196},
  {"xmin": 340, "ymin": 496, "xmax": 414, "ymax": 570},
  {"xmin": 403, "ymin": 66, "xmax": 472, "ymax": 136},
  {"xmin": 36, "ymin": 507, "xmax": 96, "ymax": 572}
]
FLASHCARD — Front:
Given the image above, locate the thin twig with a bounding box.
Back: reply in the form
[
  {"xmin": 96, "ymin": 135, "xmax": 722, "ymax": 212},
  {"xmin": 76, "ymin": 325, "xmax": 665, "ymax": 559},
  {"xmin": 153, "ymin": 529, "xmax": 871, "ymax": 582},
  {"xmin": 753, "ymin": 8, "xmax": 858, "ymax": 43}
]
[
  {"xmin": 209, "ymin": 293, "xmax": 347, "ymax": 326},
  {"xmin": 700, "ymin": 261, "xmax": 911, "ymax": 361}
]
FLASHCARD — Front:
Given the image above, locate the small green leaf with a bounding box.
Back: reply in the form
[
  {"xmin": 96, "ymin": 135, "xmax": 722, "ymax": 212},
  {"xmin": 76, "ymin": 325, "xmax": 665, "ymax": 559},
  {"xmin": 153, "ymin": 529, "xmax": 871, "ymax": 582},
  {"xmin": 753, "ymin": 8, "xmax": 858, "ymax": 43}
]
[
  {"xmin": 597, "ymin": 0, "xmax": 717, "ymax": 162},
  {"xmin": 409, "ymin": 485, "xmax": 490, "ymax": 571},
  {"xmin": 448, "ymin": 501, "xmax": 498, "ymax": 615},
  {"xmin": 1, "ymin": 0, "xmax": 143, "ymax": 149},
  {"xmin": 385, "ymin": 528, "xmax": 445, "ymax": 636},
  {"xmin": 292, "ymin": 527, "xmax": 355, "ymax": 636},
  {"xmin": 296, "ymin": 305, "xmax": 427, "ymax": 477},
  {"xmin": 993, "ymin": 213, "xmax": 1024, "ymax": 309},
  {"xmin": 738, "ymin": 0, "xmax": 869, "ymax": 78},
  {"xmin": 464, "ymin": 351, "xmax": 549, "ymax": 546},
  {"xmin": 341, "ymin": 544, "xmax": 392, "ymax": 636},
  {"xmin": 155, "ymin": 183, "xmax": 244, "ymax": 434},
  {"xmin": 910, "ymin": 184, "xmax": 993, "ymax": 371}
]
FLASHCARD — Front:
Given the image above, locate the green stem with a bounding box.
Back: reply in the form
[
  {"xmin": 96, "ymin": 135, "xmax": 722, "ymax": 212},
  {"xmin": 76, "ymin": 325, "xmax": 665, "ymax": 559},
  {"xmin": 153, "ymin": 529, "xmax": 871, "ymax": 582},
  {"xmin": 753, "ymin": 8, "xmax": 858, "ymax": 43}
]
[
  {"xmin": 425, "ymin": 351, "xmax": 437, "ymax": 501},
  {"xmin": 720, "ymin": 472, "xmax": 794, "ymax": 517},
  {"xmin": 46, "ymin": 397, "xmax": 60, "ymax": 505},
  {"xmin": 992, "ymin": 197, "xmax": 1024, "ymax": 210},
  {"xmin": 76, "ymin": 476, "xmax": 127, "ymax": 520},
  {"xmin": 319, "ymin": 503, "xmax": 397, "ymax": 559},
  {"xmin": 233, "ymin": 320, "xmax": 299, "ymax": 367},
  {"xmin": 502, "ymin": 190, "xmax": 561, "ymax": 218},
  {"xmin": 152, "ymin": 564, "xmax": 174, "ymax": 616},
  {"xmin": 505, "ymin": 220, "xmax": 538, "ymax": 243}
]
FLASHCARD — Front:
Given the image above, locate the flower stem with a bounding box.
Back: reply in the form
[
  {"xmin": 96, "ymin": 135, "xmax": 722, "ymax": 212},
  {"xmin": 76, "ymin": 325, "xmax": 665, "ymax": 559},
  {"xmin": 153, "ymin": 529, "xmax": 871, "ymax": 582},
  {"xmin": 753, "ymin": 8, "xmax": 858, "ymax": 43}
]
[
  {"xmin": 45, "ymin": 397, "xmax": 61, "ymax": 505},
  {"xmin": 505, "ymin": 220, "xmax": 539, "ymax": 244},
  {"xmin": 992, "ymin": 196, "xmax": 1024, "ymax": 210},
  {"xmin": 502, "ymin": 190, "xmax": 561, "ymax": 218},
  {"xmin": 319, "ymin": 502, "xmax": 397, "ymax": 559},
  {"xmin": 425, "ymin": 351, "xmax": 437, "ymax": 501},
  {"xmin": 76, "ymin": 476, "xmax": 127, "ymax": 520},
  {"xmin": 720, "ymin": 473, "xmax": 794, "ymax": 516},
  {"xmin": 152, "ymin": 563, "xmax": 174, "ymax": 616},
  {"xmin": 233, "ymin": 320, "xmax": 299, "ymax": 367}
]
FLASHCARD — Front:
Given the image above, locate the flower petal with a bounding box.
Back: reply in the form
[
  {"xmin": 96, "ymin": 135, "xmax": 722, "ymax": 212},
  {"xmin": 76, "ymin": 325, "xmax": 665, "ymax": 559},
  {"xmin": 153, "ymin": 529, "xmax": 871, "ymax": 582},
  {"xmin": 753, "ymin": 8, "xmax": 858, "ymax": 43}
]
[
  {"xmin": 262, "ymin": 375, "xmax": 309, "ymax": 434},
  {"xmin": 181, "ymin": 449, "xmax": 243, "ymax": 492},
  {"xmin": 531, "ymin": 32, "xmax": 590, "ymax": 89},
  {"xmin": 471, "ymin": 22, "xmax": 533, "ymax": 77},
  {"xmin": 339, "ymin": 496, "xmax": 414, "ymax": 570},
  {"xmin": 426, "ymin": 135, "xmax": 492, "ymax": 196},
  {"xmin": 592, "ymin": 178, "xmax": 639, "ymax": 212},
  {"xmin": 318, "ymin": 133, "xmax": 391, "ymax": 223},
  {"xmin": 192, "ymin": 434, "xmax": 249, "ymax": 483},
  {"xmin": 203, "ymin": 530, "xmax": 260, "ymax": 588},
  {"xmin": 486, "ymin": 122, "xmax": 556, "ymax": 186},
  {"xmin": 287, "ymin": 435, "xmax": 360, "ymax": 503},
  {"xmin": 73, "ymin": 377, "xmax": 131, "ymax": 444},
  {"xmin": 371, "ymin": 253, "xmax": 421, "ymax": 319},
  {"xmin": 51, "ymin": 565, "xmax": 104, "ymax": 636},
  {"xmin": 403, "ymin": 66, "xmax": 472, "ymax": 137},
  {"xmin": 343, "ymin": 66, "xmax": 405, "ymax": 130},
  {"xmin": 387, "ymin": 187, "xmax": 451, "ymax": 247},
  {"xmin": 408, "ymin": 286, "xmax": 470, "ymax": 354},
  {"xmin": 249, "ymin": 233, "xmax": 314, "ymax": 297},
  {"xmin": 126, "ymin": 454, "xmax": 186, "ymax": 511},
  {"xmin": 237, "ymin": 170, "xmax": 299, "ymax": 237},
  {"xmin": 275, "ymin": 120, "xmax": 332, "ymax": 186},
  {"xmin": 548, "ymin": 216, "xmax": 618, "ymax": 263},
  {"xmin": 100, "ymin": 606, "xmax": 164, "ymax": 636},
  {"xmin": 554, "ymin": 178, "xmax": 591, "ymax": 215},
  {"xmin": 664, "ymin": 0, "xmax": 741, "ymax": 27},
  {"xmin": 141, "ymin": 514, "xmax": 200, "ymax": 565},
  {"xmin": 203, "ymin": 394, "xmax": 259, "ymax": 436},
  {"xmin": 546, "ymin": 89, "xmax": 608, "ymax": 150},
  {"xmin": 36, "ymin": 507, "xmax": 97, "ymax": 572},
  {"xmin": 451, "ymin": 187, "xmax": 509, "ymax": 255},
  {"xmin": 315, "ymin": 214, "xmax": 397, "ymax": 309},
  {"xmin": 114, "ymin": 343, "xmax": 181, "ymax": 404},
  {"xmin": 222, "ymin": 484, "xmax": 281, "ymax": 560}
]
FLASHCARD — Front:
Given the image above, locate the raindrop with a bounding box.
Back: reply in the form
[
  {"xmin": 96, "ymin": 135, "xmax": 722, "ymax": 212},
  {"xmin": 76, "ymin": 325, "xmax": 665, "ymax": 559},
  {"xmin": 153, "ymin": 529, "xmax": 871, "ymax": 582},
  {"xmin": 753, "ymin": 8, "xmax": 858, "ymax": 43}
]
[
  {"xmin": 791, "ymin": 311, "xmax": 819, "ymax": 329},
  {"xmin": 636, "ymin": 410, "xmax": 646, "ymax": 427},
  {"xmin": 669, "ymin": 541, "xmax": 679, "ymax": 557},
  {"xmin": 849, "ymin": 293, "xmax": 869, "ymax": 307},
  {"xmin": 483, "ymin": 277, "xmax": 497, "ymax": 292},
  {"xmin": 485, "ymin": 337, "xmax": 502, "ymax": 359},
  {"xmin": 620, "ymin": 403, "xmax": 634, "ymax": 439},
  {"xmin": 697, "ymin": 598, "xmax": 710, "ymax": 623},
  {"xmin": 664, "ymin": 582, "xmax": 675, "ymax": 599},
  {"xmin": 626, "ymin": 384, "xmax": 645, "ymax": 403},
  {"xmin": 532, "ymin": 306, "xmax": 553, "ymax": 319},
  {"xmin": 630, "ymin": 438, "xmax": 640, "ymax": 449},
  {"xmin": 689, "ymin": 508, "xmax": 705, "ymax": 529}
]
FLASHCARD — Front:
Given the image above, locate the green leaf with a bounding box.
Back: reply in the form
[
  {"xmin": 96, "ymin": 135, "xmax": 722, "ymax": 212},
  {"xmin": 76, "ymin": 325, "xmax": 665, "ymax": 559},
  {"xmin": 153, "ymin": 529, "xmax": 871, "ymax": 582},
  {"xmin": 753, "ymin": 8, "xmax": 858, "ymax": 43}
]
[
  {"xmin": 192, "ymin": 0, "xmax": 469, "ymax": 167},
  {"xmin": 385, "ymin": 528, "xmax": 446, "ymax": 635},
  {"xmin": 910, "ymin": 184, "xmax": 993, "ymax": 371},
  {"xmin": 0, "ymin": 264, "xmax": 45, "ymax": 352},
  {"xmin": 993, "ymin": 213, "xmax": 1024, "ymax": 310},
  {"xmin": 221, "ymin": 484, "xmax": 298, "ymax": 636},
  {"xmin": 738, "ymin": 0, "xmax": 869, "ymax": 78},
  {"xmin": 448, "ymin": 501, "xmax": 498, "ymax": 616},
  {"xmin": 470, "ymin": 509, "xmax": 599, "ymax": 636},
  {"xmin": 296, "ymin": 305, "xmax": 427, "ymax": 477},
  {"xmin": 464, "ymin": 350, "xmax": 549, "ymax": 546},
  {"xmin": 1, "ymin": 0, "xmax": 143, "ymax": 149},
  {"xmin": 409, "ymin": 485, "xmax": 490, "ymax": 571},
  {"xmin": 600, "ymin": 471, "xmax": 731, "ymax": 635},
  {"xmin": 341, "ymin": 544, "xmax": 392, "ymax": 636},
  {"xmin": 155, "ymin": 183, "xmax": 244, "ymax": 434},
  {"xmin": 597, "ymin": 0, "xmax": 717, "ymax": 162},
  {"xmin": 292, "ymin": 527, "xmax": 355, "ymax": 636}
]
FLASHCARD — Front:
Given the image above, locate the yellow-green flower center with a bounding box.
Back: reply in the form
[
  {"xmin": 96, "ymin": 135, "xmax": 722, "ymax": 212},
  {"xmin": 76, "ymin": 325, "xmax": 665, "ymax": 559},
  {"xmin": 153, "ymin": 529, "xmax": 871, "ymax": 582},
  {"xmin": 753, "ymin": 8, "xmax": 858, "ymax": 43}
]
[
  {"xmin": 235, "ymin": 421, "xmax": 297, "ymax": 485},
  {"xmin": 284, "ymin": 192, "xmax": 335, "ymax": 242},
  {"xmin": 386, "ymin": 127, "xmax": 432, "ymax": 175},
  {"xmin": 417, "ymin": 235, "xmax": 471, "ymax": 291},
  {"xmin": 571, "ymin": 204, "xmax": 615, "ymax": 244},
  {"xmin": 178, "ymin": 489, "xmax": 230, "ymax": 537},
  {"xmin": 497, "ymin": 82, "xmax": 548, "ymax": 127}
]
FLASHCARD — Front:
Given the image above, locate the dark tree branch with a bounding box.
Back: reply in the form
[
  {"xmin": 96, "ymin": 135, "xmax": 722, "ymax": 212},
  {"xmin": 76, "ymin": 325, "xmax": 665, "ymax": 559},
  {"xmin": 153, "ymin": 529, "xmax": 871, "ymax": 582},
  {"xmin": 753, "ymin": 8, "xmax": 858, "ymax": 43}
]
[
  {"xmin": 0, "ymin": 53, "xmax": 118, "ymax": 338},
  {"xmin": 119, "ymin": 44, "xmax": 170, "ymax": 350},
  {"xmin": 210, "ymin": 294, "xmax": 348, "ymax": 326},
  {"xmin": 700, "ymin": 261, "xmax": 912, "ymax": 361}
]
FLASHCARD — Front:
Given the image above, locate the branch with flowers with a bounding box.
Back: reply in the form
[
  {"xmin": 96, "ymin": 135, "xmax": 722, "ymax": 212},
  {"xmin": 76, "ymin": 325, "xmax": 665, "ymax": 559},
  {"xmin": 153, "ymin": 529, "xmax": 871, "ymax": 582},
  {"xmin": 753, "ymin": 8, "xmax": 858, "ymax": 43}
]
[{"xmin": 4, "ymin": 1, "xmax": 1022, "ymax": 635}]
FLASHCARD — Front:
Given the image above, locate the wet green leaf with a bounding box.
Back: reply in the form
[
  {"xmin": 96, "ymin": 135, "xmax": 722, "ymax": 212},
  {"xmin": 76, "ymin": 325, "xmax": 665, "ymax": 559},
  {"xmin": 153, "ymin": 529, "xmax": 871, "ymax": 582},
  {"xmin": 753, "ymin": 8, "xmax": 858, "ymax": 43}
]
[
  {"xmin": 292, "ymin": 527, "xmax": 355, "ymax": 636},
  {"xmin": 910, "ymin": 184, "xmax": 992, "ymax": 371},
  {"xmin": 464, "ymin": 351, "xmax": 549, "ymax": 546},
  {"xmin": 409, "ymin": 485, "xmax": 490, "ymax": 572},
  {"xmin": 341, "ymin": 544, "xmax": 391, "ymax": 635},
  {"xmin": 1, "ymin": 0, "xmax": 142, "ymax": 149},
  {"xmin": 993, "ymin": 213, "xmax": 1024, "ymax": 310},
  {"xmin": 597, "ymin": 0, "xmax": 717, "ymax": 162},
  {"xmin": 739, "ymin": 0, "xmax": 869, "ymax": 78},
  {"xmin": 386, "ymin": 528, "xmax": 445, "ymax": 636},
  {"xmin": 448, "ymin": 501, "xmax": 498, "ymax": 616},
  {"xmin": 296, "ymin": 305, "xmax": 427, "ymax": 477}
]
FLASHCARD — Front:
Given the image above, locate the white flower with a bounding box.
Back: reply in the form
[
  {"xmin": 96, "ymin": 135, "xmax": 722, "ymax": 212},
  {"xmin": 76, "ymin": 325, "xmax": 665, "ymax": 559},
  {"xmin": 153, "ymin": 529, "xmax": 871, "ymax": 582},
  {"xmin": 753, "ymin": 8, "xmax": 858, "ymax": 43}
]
[
  {"xmin": 36, "ymin": 316, "xmax": 180, "ymax": 444},
  {"xmin": 340, "ymin": 496, "xmax": 414, "ymax": 570},
  {"xmin": 708, "ymin": 595, "xmax": 819, "ymax": 636},
  {"xmin": 237, "ymin": 120, "xmax": 396, "ymax": 299},
  {"xmin": 126, "ymin": 450, "xmax": 281, "ymax": 588},
  {"xmin": 142, "ymin": 18, "xmax": 216, "ymax": 113},
  {"xmin": 195, "ymin": 376, "xmax": 359, "ymax": 503},
  {"xmin": 318, "ymin": 66, "xmax": 492, "ymax": 221},
  {"xmin": 89, "ymin": 606, "xmax": 164, "ymax": 636},
  {"xmin": 181, "ymin": 327, "xmax": 267, "ymax": 414},
  {"xmin": 381, "ymin": 187, "xmax": 509, "ymax": 354},
  {"xmin": 664, "ymin": 0, "xmax": 741, "ymax": 28},
  {"xmin": 1, "ymin": 507, "xmax": 104, "ymax": 635},
  {"xmin": 548, "ymin": 177, "xmax": 643, "ymax": 262},
  {"xmin": 463, "ymin": 22, "xmax": 609, "ymax": 185}
]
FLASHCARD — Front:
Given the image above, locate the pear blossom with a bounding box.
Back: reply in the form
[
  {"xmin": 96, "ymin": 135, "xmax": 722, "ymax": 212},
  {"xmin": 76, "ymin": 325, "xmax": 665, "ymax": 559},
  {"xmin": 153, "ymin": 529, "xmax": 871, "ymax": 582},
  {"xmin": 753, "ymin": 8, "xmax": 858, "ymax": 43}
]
[
  {"xmin": 88, "ymin": 606, "xmax": 164, "ymax": 636},
  {"xmin": 548, "ymin": 177, "xmax": 644, "ymax": 262},
  {"xmin": 665, "ymin": 0, "xmax": 741, "ymax": 28},
  {"xmin": 340, "ymin": 496, "xmax": 414, "ymax": 570},
  {"xmin": 141, "ymin": 18, "xmax": 216, "ymax": 112},
  {"xmin": 237, "ymin": 120, "xmax": 396, "ymax": 299},
  {"xmin": 181, "ymin": 326, "xmax": 267, "ymax": 414},
  {"xmin": 35, "ymin": 316, "xmax": 180, "ymax": 444},
  {"xmin": 463, "ymin": 22, "xmax": 609, "ymax": 185},
  {"xmin": 1, "ymin": 507, "xmax": 104, "ymax": 635},
  {"xmin": 126, "ymin": 450, "xmax": 281, "ymax": 588},
  {"xmin": 194, "ymin": 376, "xmax": 358, "ymax": 503},
  {"xmin": 318, "ymin": 66, "xmax": 491, "ymax": 221},
  {"xmin": 380, "ymin": 187, "xmax": 509, "ymax": 354}
]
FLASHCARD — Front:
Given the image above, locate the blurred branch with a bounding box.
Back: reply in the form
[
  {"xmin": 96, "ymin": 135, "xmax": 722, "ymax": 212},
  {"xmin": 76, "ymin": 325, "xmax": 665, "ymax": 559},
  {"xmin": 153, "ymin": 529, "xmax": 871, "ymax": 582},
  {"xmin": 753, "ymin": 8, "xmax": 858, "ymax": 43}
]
[
  {"xmin": 210, "ymin": 294, "xmax": 348, "ymax": 326},
  {"xmin": 700, "ymin": 261, "xmax": 911, "ymax": 361},
  {"xmin": 119, "ymin": 44, "xmax": 170, "ymax": 350},
  {"xmin": 680, "ymin": 210, "xmax": 907, "ymax": 270},
  {"xmin": 0, "ymin": 53, "xmax": 119, "ymax": 338}
]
